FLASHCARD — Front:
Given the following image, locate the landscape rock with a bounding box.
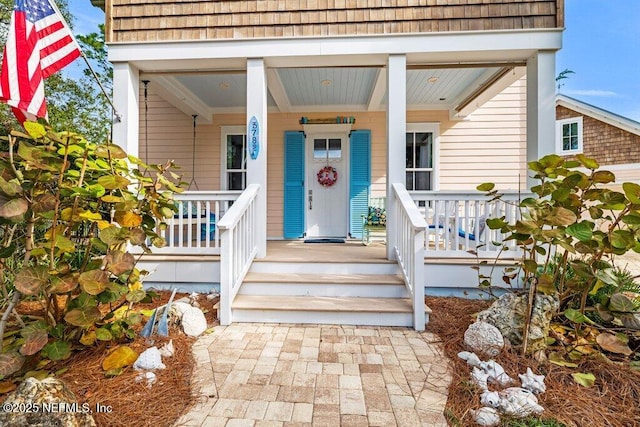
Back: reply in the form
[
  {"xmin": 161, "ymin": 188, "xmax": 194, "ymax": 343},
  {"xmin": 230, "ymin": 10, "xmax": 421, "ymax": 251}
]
[
  {"xmin": 463, "ymin": 321, "xmax": 504, "ymax": 357},
  {"xmin": 471, "ymin": 407, "xmax": 501, "ymax": 427},
  {"xmin": 134, "ymin": 347, "xmax": 166, "ymax": 370},
  {"xmin": 471, "ymin": 367, "xmax": 489, "ymax": 391},
  {"xmin": 181, "ymin": 306, "xmax": 207, "ymax": 336},
  {"xmin": 0, "ymin": 377, "xmax": 96, "ymax": 427},
  {"xmin": 495, "ymin": 387, "xmax": 544, "ymax": 417},
  {"xmin": 476, "ymin": 293, "xmax": 559, "ymax": 352},
  {"xmin": 171, "ymin": 301, "xmax": 192, "ymax": 317}
]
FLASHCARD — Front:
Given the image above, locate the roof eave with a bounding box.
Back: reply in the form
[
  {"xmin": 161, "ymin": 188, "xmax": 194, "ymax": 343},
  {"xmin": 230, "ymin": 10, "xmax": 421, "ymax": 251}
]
[{"xmin": 90, "ymin": 0, "xmax": 105, "ymax": 11}]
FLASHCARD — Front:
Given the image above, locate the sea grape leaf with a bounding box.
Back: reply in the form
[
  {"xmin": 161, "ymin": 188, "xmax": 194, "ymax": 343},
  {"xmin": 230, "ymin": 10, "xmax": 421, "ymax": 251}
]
[
  {"xmin": 41, "ymin": 341, "xmax": 71, "ymax": 361},
  {"xmin": 0, "ymin": 198, "xmax": 28, "ymax": 218},
  {"xmin": 15, "ymin": 266, "xmax": 50, "ymax": 295},
  {"xmin": 105, "ymin": 251, "xmax": 135, "ymax": 275},
  {"xmin": 19, "ymin": 330, "xmax": 49, "ymax": 356},
  {"xmin": 0, "ymin": 353, "xmax": 25, "ymax": 376},
  {"xmin": 596, "ymin": 333, "xmax": 633, "ymax": 356},
  {"xmin": 64, "ymin": 307, "xmax": 101, "ymax": 328},
  {"xmin": 79, "ymin": 269, "xmax": 109, "ymax": 295}
]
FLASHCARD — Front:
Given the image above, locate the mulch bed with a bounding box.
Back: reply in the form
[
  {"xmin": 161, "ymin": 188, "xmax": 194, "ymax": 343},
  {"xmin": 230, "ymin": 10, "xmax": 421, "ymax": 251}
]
[
  {"xmin": 2, "ymin": 291, "xmax": 219, "ymax": 427},
  {"xmin": 427, "ymin": 296, "xmax": 640, "ymax": 427}
]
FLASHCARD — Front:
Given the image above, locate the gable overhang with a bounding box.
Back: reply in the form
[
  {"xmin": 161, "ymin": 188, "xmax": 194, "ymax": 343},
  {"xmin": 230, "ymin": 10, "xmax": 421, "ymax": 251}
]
[{"xmin": 556, "ymin": 94, "xmax": 640, "ymax": 137}]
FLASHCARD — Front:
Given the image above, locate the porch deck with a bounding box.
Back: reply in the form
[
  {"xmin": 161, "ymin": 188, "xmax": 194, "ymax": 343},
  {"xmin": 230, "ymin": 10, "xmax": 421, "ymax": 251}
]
[{"xmin": 259, "ymin": 240, "xmax": 390, "ymax": 264}]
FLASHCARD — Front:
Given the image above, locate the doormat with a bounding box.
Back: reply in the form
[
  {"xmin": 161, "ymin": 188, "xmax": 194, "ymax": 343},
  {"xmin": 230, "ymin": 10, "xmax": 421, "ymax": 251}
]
[{"xmin": 303, "ymin": 238, "xmax": 345, "ymax": 244}]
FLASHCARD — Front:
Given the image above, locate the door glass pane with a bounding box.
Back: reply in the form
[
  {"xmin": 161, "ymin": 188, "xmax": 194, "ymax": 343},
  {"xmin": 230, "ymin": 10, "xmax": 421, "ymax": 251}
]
[
  {"xmin": 227, "ymin": 172, "xmax": 245, "ymax": 190},
  {"xmin": 415, "ymin": 171, "xmax": 432, "ymax": 190},
  {"xmin": 314, "ymin": 139, "xmax": 326, "ymax": 159},
  {"xmin": 227, "ymin": 135, "xmax": 245, "ymax": 169},
  {"xmin": 415, "ymin": 133, "xmax": 432, "ymax": 168},
  {"xmin": 328, "ymin": 139, "xmax": 341, "ymax": 158}
]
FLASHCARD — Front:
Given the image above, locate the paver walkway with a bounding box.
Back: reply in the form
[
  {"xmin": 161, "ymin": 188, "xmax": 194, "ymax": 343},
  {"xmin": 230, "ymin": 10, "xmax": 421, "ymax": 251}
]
[{"xmin": 175, "ymin": 324, "xmax": 451, "ymax": 427}]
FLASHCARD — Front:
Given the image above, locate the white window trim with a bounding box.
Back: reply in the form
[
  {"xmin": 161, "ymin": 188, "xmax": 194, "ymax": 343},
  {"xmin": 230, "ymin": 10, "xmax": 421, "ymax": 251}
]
[
  {"xmin": 406, "ymin": 123, "xmax": 440, "ymax": 191},
  {"xmin": 555, "ymin": 117, "xmax": 583, "ymax": 155},
  {"xmin": 220, "ymin": 125, "xmax": 246, "ymax": 190}
]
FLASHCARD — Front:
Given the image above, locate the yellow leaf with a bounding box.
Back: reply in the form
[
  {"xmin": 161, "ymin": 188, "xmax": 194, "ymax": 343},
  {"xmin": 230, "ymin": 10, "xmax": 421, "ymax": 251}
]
[
  {"xmin": 80, "ymin": 331, "xmax": 96, "ymax": 346},
  {"xmin": 79, "ymin": 211, "xmax": 102, "ymax": 221},
  {"xmin": 101, "ymin": 195, "xmax": 123, "ymax": 203},
  {"xmin": 112, "ymin": 306, "xmax": 129, "ymax": 321},
  {"xmin": 0, "ymin": 380, "xmax": 17, "ymax": 394},
  {"xmin": 96, "ymin": 220, "xmax": 111, "ymax": 230},
  {"xmin": 23, "ymin": 121, "xmax": 47, "ymax": 139},
  {"xmin": 102, "ymin": 345, "xmax": 138, "ymax": 371},
  {"xmin": 114, "ymin": 211, "xmax": 142, "ymax": 228},
  {"xmin": 128, "ymin": 281, "xmax": 143, "ymax": 292}
]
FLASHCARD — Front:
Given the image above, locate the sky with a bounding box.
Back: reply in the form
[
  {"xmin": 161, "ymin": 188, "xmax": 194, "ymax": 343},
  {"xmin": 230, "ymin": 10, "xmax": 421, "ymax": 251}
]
[{"xmin": 69, "ymin": 0, "xmax": 640, "ymax": 122}]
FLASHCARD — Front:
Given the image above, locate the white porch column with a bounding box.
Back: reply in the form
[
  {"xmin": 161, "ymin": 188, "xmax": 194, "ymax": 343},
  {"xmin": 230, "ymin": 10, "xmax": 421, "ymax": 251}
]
[
  {"xmin": 526, "ymin": 51, "xmax": 556, "ymax": 188},
  {"xmin": 246, "ymin": 58, "xmax": 268, "ymax": 258},
  {"xmin": 112, "ymin": 62, "xmax": 139, "ymax": 157},
  {"xmin": 386, "ymin": 54, "xmax": 407, "ymax": 260}
]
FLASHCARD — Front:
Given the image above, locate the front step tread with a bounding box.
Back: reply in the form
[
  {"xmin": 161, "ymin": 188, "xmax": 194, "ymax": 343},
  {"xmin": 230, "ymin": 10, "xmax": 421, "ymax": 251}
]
[
  {"xmin": 233, "ymin": 295, "xmax": 413, "ymax": 313},
  {"xmin": 243, "ymin": 272, "xmax": 404, "ymax": 285}
]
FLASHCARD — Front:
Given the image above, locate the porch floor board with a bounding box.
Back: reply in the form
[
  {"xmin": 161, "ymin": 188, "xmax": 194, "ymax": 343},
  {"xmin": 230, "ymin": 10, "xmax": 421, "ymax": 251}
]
[{"xmin": 263, "ymin": 240, "xmax": 391, "ymax": 263}]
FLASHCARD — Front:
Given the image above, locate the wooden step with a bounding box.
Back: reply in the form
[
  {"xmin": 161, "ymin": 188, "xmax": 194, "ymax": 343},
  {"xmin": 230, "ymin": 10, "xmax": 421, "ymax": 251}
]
[
  {"xmin": 233, "ymin": 295, "xmax": 413, "ymax": 313},
  {"xmin": 243, "ymin": 272, "xmax": 404, "ymax": 285}
]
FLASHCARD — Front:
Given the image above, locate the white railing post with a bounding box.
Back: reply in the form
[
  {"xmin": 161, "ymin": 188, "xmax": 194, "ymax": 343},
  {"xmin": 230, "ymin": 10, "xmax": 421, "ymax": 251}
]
[
  {"xmin": 217, "ymin": 184, "xmax": 260, "ymax": 327},
  {"xmin": 392, "ymin": 183, "xmax": 427, "ymax": 331}
]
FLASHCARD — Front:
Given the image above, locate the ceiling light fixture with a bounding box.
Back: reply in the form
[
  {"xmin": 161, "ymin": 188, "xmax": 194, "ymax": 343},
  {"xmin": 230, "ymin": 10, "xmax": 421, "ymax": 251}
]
[
  {"xmin": 320, "ymin": 79, "xmax": 332, "ymax": 86},
  {"xmin": 427, "ymin": 76, "xmax": 439, "ymax": 84},
  {"xmin": 218, "ymin": 82, "xmax": 230, "ymax": 89}
]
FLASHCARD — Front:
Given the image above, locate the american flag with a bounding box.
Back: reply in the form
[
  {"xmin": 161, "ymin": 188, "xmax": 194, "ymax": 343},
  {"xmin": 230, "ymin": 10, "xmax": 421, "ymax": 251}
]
[{"xmin": 0, "ymin": 0, "xmax": 81, "ymax": 123}]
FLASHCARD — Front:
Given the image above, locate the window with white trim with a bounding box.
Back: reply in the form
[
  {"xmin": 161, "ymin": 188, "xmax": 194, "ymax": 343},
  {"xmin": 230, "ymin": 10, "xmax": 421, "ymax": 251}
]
[
  {"xmin": 556, "ymin": 117, "xmax": 583, "ymax": 154},
  {"xmin": 406, "ymin": 124, "xmax": 438, "ymax": 191},
  {"xmin": 221, "ymin": 126, "xmax": 246, "ymax": 190}
]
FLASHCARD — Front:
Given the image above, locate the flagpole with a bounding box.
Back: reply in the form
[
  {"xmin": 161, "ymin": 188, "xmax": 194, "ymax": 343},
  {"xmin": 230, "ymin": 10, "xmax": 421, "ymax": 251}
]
[{"xmin": 48, "ymin": 0, "xmax": 121, "ymax": 123}]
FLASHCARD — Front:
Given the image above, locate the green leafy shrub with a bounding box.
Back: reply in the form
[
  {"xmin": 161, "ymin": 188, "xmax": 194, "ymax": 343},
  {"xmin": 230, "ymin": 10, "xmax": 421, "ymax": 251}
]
[{"xmin": 0, "ymin": 122, "xmax": 183, "ymax": 379}]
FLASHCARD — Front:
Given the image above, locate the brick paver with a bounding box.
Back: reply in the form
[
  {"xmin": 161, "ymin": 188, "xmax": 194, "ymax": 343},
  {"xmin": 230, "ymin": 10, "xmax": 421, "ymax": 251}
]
[{"xmin": 174, "ymin": 324, "xmax": 450, "ymax": 426}]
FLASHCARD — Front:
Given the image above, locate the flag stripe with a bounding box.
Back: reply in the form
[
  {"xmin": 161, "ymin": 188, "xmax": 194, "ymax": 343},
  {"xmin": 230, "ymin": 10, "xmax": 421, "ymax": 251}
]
[{"xmin": 0, "ymin": 0, "xmax": 81, "ymax": 124}]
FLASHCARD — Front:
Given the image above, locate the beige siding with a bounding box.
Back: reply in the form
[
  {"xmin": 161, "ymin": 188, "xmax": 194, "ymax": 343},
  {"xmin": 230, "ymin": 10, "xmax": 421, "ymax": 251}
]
[
  {"xmin": 141, "ymin": 81, "xmax": 527, "ymax": 237},
  {"xmin": 439, "ymin": 78, "xmax": 527, "ymax": 190},
  {"xmin": 107, "ymin": 0, "xmax": 563, "ymax": 43}
]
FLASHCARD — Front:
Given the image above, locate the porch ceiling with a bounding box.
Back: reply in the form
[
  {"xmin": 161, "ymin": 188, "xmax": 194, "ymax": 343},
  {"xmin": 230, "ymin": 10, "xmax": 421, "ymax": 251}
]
[{"xmin": 146, "ymin": 64, "xmax": 512, "ymax": 118}]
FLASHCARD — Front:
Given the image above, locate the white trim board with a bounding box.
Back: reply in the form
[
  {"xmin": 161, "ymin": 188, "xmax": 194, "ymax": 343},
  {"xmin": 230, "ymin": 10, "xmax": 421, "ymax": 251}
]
[{"xmin": 108, "ymin": 29, "xmax": 562, "ymax": 69}]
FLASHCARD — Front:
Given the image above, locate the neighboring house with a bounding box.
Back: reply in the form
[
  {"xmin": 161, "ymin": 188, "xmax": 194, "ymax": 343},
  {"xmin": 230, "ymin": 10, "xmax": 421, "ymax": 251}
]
[
  {"xmin": 556, "ymin": 94, "xmax": 640, "ymax": 184},
  {"xmin": 92, "ymin": 0, "xmax": 564, "ymax": 330}
]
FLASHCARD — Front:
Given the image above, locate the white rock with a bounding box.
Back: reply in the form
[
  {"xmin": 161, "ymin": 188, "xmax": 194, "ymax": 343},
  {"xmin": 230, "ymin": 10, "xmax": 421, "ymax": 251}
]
[
  {"xmin": 172, "ymin": 301, "xmax": 192, "ymax": 317},
  {"xmin": 181, "ymin": 306, "xmax": 207, "ymax": 336},
  {"xmin": 206, "ymin": 291, "xmax": 219, "ymax": 300},
  {"xmin": 133, "ymin": 347, "xmax": 166, "ymax": 371},
  {"xmin": 159, "ymin": 339, "xmax": 175, "ymax": 358},
  {"xmin": 464, "ymin": 321, "xmax": 504, "ymax": 357},
  {"xmin": 471, "ymin": 367, "xmax": 489, "ymax": 391},
  {"xmin": 135, "ymin": 371, "xmax": 157, "ymax": 387},
  {"xmin": 519, "ymin": 367, "xmax": 546, "ymax": 394},
  {"xmin": 457, "ymin": 351, "xmax": 482, "ymax": 368},
  {"xmin": 471, "ymin": 407, "xmax": 501, "ymax": 427},
  {"xmin": 479, "ymin": 359, "xmax": 514, "ymax": 387}
]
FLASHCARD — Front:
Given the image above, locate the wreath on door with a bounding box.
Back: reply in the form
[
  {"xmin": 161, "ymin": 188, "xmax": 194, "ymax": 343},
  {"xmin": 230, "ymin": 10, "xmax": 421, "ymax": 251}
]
[{"xmin": 317, "ymin": 165, "xmax": 338, "ymax": 187}]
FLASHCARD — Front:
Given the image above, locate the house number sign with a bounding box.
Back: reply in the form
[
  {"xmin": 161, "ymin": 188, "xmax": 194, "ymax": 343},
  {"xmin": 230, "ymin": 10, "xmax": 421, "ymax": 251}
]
[{"xmin": 248, "ymin": 116, "xmax": 260, "ymax": 160}]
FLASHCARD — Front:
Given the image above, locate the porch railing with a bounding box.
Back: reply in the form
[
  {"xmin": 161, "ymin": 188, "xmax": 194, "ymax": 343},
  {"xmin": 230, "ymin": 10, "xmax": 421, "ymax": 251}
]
[
  {"xmin": 151, "ymin": 190, "xmax": 242, "ymax": 255},
  {"xmin": 217, "ymin": 184, "xmax": 260, "ymax": 325},
  {"xmin": 392, "ymin": 183, "xmax": 427, "ymax": 331},
  {"xmin": 409, "ymin": 191, "xmax": 525, "ymax": 257}
]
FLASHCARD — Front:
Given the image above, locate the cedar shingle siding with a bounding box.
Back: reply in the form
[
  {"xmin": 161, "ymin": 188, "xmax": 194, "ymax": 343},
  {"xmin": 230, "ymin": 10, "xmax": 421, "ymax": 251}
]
[
  {"xmin": 557, "ymin": 105, "xmax": 640, "ymax": 165},
  {"xmin": 106, "ymin": 0, "xmax": 563, "ymax": 43}
]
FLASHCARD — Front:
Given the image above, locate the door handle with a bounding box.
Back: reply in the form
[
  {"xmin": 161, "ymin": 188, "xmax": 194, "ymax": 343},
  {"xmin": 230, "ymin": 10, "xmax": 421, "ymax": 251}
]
[{"xmin": 308, "ymin": 190, "xmax": 312, "ymax": 210}]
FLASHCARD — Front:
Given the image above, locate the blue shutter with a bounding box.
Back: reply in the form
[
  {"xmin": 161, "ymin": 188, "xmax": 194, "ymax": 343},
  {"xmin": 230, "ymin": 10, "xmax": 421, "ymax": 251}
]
[
  {"xmin": 349, "ymin": 130, "xmax": 371, "ymax": 238},
  {"xmin": 284, "ymin": 131, "xmax": 305, "ymax": 238}
]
